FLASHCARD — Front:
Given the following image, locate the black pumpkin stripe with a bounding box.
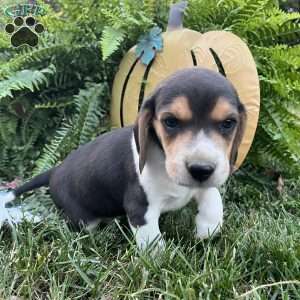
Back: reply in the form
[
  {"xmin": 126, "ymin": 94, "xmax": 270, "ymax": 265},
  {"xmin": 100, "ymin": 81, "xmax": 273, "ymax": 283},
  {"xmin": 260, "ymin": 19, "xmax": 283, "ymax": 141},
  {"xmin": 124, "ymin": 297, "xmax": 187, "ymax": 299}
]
[
  {"xmin": 209, "ymin": 48, "xmax": 226, "ymax": 77},
  {"xmin": 190, "ymin": 50, "xmax": 198, "ymax": 66},
  {"xmin": 120, "ymin": 57, "xmax": 140, "ymax": 127}
]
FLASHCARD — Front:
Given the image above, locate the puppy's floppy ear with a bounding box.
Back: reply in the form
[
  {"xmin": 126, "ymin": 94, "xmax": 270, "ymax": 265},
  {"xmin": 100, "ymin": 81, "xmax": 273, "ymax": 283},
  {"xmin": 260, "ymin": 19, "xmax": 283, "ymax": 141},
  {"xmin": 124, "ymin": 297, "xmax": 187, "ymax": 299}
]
[
  {"xmin": 133, "ymin": 95, "xmax": 156, "ymax": 173},
  {"xmin": 230, "ymin": 101, "xmax": 247, "ymax": 173}
]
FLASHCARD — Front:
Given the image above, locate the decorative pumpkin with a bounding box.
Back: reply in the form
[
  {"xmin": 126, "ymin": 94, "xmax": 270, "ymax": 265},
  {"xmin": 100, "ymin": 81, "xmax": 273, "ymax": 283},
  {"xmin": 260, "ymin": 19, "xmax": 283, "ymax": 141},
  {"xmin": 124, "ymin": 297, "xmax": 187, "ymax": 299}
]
[{"xmin": 111, "ymin": 1, "xmax": 260, "ymax": 170}]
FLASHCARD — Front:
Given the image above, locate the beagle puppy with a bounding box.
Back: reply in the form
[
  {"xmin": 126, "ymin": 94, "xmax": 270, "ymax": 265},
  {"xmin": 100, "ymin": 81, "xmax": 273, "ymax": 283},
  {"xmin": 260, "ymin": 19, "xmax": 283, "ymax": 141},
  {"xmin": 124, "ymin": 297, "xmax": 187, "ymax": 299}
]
[{"xmin": 3, "ymin": 68, "xmax": 246, "ymax": 250}]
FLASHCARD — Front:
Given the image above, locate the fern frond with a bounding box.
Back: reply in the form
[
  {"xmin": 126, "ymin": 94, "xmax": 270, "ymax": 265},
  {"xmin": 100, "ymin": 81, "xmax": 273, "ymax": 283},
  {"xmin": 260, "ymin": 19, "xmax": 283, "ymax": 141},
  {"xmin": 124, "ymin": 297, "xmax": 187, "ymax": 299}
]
[
  {"xmin": 0, "ymin": 43, "xmax": 90, "ymax": 79},
  {"xmin": 244, "ymin": 13, "xmax": 300, "ymax": 46},
  {"xmin": 33, "ymin": 83, "xmax": 107, "ymax": 175},
  {"xmin": 0, "ymin": 65, "xmax": 56, "ymax": 101},
  {"xmin": 278, "ymin": 19, "xmax": 300, "ymax": 45},
  {"xmin": 187, "ymin": 0, "xmax": 238, "ymax": 31},
  {"xmin": 33, "ymin": 120, "xmax": 74, "ymax": 176},
  {"xmin": 144, "ymin": 0, "xmax": 157, "ymax": 20},
  {"xmin": 74, "ymin": 83, "xmax": 106, "ymax": 144},
  {"xmin": 222, "ymin": 0, "xmax": 269, "ymax": 29},
  {"xmin": 100, "ymin": 26, "xmax": 125, "ymax": 60}
]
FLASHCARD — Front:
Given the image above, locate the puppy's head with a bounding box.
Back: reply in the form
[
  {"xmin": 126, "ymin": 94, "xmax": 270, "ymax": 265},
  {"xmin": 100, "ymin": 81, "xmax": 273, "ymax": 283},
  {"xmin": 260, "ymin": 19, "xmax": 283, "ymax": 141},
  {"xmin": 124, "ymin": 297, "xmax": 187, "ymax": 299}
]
[{"xmin": 134, "ymin": 68, "xmax": 246, "ymax": 188}]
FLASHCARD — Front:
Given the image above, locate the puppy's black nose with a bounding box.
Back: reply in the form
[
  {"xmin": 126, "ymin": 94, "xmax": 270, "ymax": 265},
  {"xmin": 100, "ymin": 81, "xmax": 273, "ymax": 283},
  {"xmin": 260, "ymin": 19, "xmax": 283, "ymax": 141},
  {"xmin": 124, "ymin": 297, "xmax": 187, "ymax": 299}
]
[{"xmin": 188, "ymin": 164, "xmax": 215, "ymax": 182}]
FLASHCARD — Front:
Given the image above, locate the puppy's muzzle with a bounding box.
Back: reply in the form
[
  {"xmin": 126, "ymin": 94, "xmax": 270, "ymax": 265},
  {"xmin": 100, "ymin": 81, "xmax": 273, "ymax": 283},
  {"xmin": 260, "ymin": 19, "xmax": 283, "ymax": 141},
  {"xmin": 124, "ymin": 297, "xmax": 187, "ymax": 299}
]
[{"xmin": 187, "ymin": 163, "xmax": 215, "ymax": 182}]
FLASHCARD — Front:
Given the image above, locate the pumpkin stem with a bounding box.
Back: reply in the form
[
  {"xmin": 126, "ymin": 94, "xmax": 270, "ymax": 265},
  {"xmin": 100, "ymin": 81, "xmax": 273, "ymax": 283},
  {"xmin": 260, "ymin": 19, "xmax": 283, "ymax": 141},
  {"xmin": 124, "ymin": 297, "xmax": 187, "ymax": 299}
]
[{"xmin": 167, "ymin": 1, "xmax": 188, "ymax": 31}]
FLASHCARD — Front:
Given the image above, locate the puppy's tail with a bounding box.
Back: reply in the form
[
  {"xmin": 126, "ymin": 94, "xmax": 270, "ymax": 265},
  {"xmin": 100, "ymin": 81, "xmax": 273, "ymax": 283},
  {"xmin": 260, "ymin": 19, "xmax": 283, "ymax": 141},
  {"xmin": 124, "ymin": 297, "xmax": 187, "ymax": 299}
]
[{"xmin": 0, "ymin": 169, "xmax": 53, "ymax": 205}]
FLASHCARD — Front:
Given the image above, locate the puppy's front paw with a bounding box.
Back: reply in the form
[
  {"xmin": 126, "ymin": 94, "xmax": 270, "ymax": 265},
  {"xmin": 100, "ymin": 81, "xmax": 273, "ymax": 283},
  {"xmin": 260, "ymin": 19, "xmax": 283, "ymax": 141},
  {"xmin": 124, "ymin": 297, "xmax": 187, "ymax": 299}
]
[
  {"xmin": 195, "ymin": 216, "xmax": 222, "ymax": 240},
  {"xmin": 138, "ymin": 235, "xmax": 166, "ymax": 255},
  {"xmin": 194, "ymin": 188, "xmax": 223, "ymax": 240}
]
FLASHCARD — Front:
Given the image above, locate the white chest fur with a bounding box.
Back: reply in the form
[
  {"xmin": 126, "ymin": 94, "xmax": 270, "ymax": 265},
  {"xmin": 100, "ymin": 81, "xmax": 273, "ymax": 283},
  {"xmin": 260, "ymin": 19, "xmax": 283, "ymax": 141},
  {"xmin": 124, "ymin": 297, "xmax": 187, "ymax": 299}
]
[{"xmin": 131, "ymin": 135, "xmax": 196, "ymax": 214}]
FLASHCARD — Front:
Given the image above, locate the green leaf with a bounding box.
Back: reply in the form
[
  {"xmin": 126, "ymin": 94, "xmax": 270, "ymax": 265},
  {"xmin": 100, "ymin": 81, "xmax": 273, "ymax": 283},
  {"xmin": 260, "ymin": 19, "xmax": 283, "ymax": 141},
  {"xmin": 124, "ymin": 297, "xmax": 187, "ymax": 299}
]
[
  {"xmin": 100, "ymin": 26, "xmax": 125, "ymax": 60},
  {"xmin": 0, "ymin": 65, "xmax": 56, "ymax": 102}
]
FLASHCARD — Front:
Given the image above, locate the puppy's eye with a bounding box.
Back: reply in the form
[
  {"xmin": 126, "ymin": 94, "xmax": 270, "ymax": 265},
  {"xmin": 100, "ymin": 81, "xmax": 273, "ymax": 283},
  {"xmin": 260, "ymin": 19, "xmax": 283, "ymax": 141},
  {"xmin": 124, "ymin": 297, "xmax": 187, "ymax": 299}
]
[
  {"xmin": 219, "ymin": 119, "xmax": 237, "ymax": 132},
  {"xmin": 163, "ymin": 116, "xmax": 179, "ymax": 129}
]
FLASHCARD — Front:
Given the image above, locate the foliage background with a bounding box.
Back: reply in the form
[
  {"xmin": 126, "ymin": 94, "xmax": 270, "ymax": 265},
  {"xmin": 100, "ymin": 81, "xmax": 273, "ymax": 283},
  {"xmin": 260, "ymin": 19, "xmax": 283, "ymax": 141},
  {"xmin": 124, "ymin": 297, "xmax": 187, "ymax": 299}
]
[
  {"xmin": 0, "ymin": 0, "xmax": 299, "ymax": 185},
  {"xmin": 0, "ymin": 0, "xmax": 298, "ymax": 194}
]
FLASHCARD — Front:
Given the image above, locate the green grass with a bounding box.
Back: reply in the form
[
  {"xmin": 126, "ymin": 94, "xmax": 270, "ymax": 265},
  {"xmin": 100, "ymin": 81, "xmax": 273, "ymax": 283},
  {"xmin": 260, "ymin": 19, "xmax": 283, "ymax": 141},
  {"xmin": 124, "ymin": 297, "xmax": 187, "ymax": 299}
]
[{"xmin": 0, "ymin": 176, "xmax": 299, "ymax": 299}]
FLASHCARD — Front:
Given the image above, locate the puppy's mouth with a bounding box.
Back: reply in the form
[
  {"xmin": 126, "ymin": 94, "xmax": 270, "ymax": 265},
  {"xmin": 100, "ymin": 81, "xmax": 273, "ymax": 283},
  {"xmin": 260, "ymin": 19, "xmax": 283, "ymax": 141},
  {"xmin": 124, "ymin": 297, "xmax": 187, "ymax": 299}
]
[
  {"xmin": 175, "ymin": 178, "xmax": 218, "ymax": 188},
  {"xmin": 168, "ymin": 173, "xmax": 213, "ymax": 188}
]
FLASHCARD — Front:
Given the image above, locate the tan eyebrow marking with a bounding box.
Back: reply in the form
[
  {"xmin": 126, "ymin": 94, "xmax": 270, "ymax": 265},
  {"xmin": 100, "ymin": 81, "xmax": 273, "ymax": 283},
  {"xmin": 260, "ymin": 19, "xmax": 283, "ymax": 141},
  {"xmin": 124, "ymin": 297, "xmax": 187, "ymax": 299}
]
[
  {"xmin": 210, "ymin": 97, "xmax": 238, "ymax": 121},
  {"xmin": 158, "ymin": 96, "xmax": 192, "ymax": 121}
]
